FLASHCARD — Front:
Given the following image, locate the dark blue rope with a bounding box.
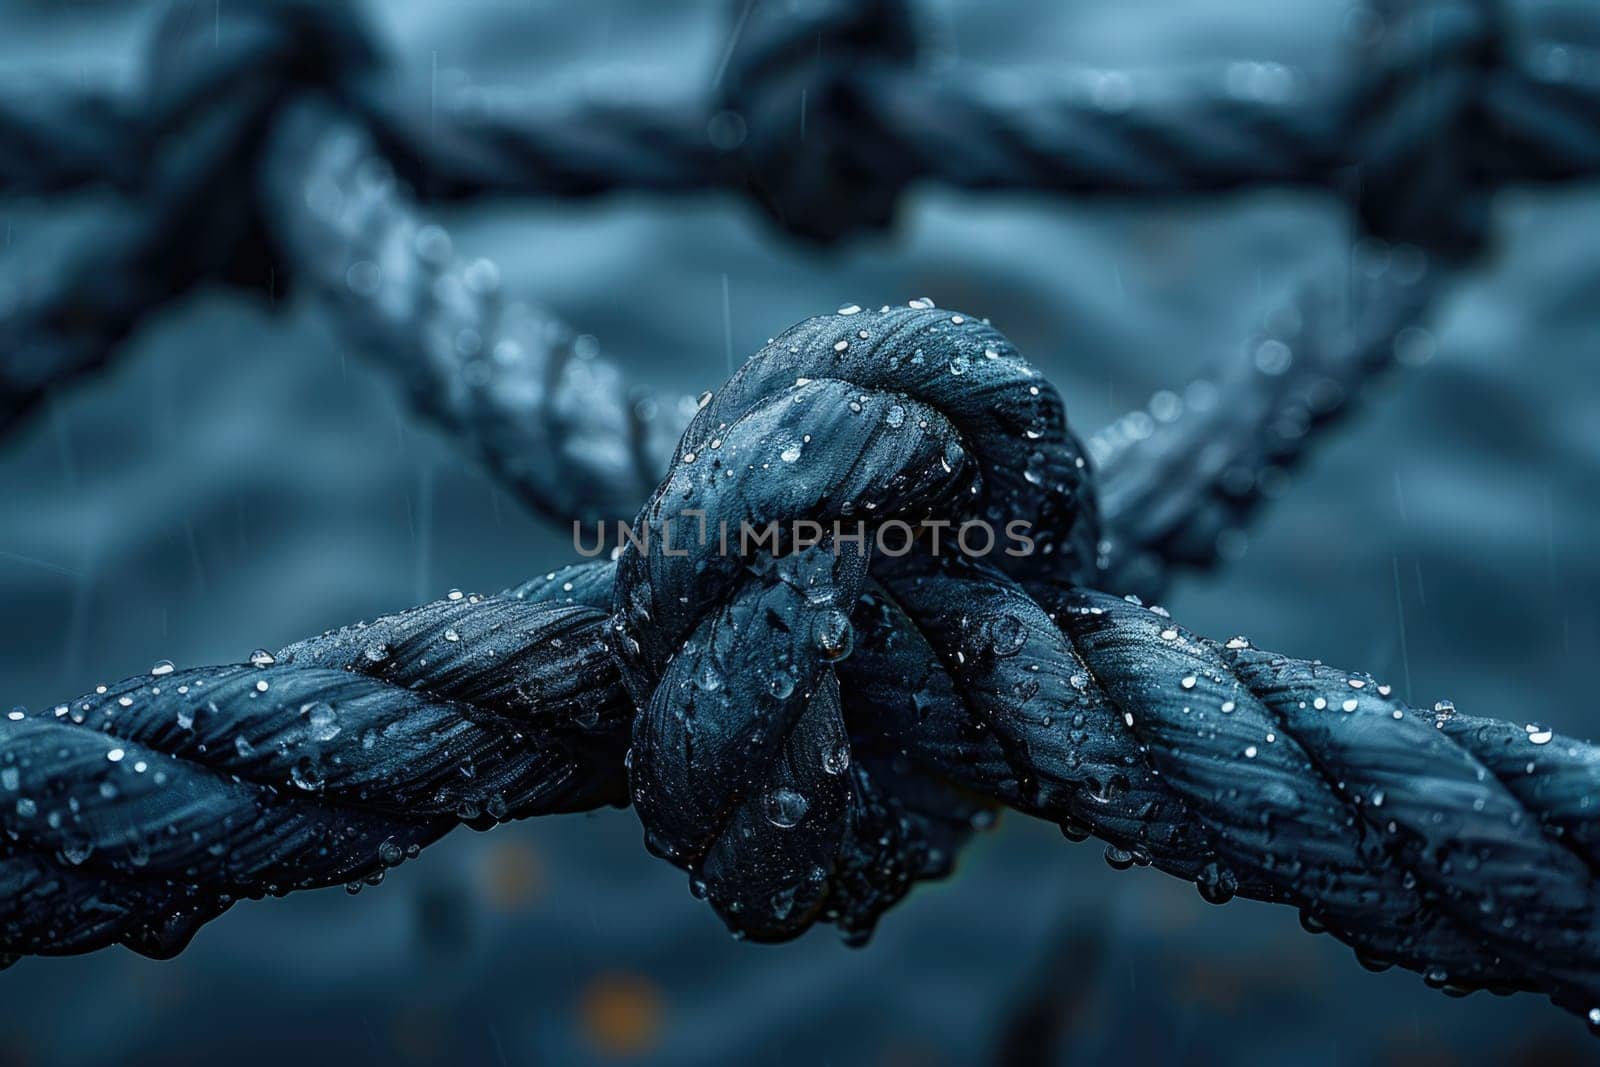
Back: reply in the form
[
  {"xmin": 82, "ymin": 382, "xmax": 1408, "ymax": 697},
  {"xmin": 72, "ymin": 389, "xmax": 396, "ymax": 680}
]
[
  {"xmin": 6, "ymin": 306, "xmax": 1600, "ymax": 1034},
  {"xmin": 5, "ymin": 0, "xmax": 1596, "ymax": 435}
]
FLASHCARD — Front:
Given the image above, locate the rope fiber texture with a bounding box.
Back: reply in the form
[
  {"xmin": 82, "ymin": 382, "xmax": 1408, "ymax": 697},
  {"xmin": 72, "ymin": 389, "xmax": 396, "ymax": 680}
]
[{"xmin": 6, "ymin": 305, "xmax": 1600, "ymax": 1033}]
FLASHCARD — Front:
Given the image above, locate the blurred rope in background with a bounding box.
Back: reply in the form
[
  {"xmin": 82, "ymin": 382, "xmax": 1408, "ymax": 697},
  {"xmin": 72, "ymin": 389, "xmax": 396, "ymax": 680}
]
[
  {"xmin": 7, "ymin": 0, "xmax": 1600, "ymax": 590},
  {"xmin": 4, "ymin": 0, "xmax": 1600, "ymax": 1057}
]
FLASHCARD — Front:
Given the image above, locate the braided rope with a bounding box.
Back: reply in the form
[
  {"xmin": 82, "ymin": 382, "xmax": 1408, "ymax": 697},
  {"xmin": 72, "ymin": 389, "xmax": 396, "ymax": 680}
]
[
  {"xmin": 6, "ymin": 0, "xmax": 1599, "ymax": 458},
  {"xmin": 8, "ymin": 1, "xmax": 1594, "ymax": 237},
  {"xmin": 259, "ymin": 98, "xmax": 683, "ymax": 523},
  {"xmin": 1094, "ymin": 244, "xmax": 1441, "ymax": 597},
  {"xmin": 6, "ymin": 305, "xmax": 1598, "ymax": 1033},
  {"xmin": 0, "ymin": 2, "xmax": 1476, "ymax": 593}
]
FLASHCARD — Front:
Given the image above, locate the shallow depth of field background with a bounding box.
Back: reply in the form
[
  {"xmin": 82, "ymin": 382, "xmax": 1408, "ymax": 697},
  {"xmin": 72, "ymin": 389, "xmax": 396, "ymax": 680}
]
[{"xmin": 2, "ymin": 1, "xmax": 1599, "ymax": 1063}]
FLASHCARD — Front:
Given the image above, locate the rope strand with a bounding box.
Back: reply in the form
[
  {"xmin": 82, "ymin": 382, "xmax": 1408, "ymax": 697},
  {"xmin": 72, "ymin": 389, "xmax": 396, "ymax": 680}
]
[{"xmin": 7, "ymin": 304, "xmax": 1598, "ymax": 1032}]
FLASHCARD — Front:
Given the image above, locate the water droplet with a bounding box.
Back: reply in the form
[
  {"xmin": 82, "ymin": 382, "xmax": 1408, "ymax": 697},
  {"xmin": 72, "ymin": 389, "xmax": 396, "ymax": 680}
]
[
  {"xmin": 1180, "ymin": 675, "xmax": 1197, "ymax": 690},
  {"xmin": 305, "ymin": 702, "xmax": 341, "ymax": 741},
  {"xmin": 289, "ymin": 758, "xmax": 324, "ymax": 792},
  {"xmin": 764, "ymin": 787, "xmax": 809, "ymax": 828},
  {"xmin": 908, "ymin": 297, "xmax": 934, "ymax": 309},
  {"xmin": 836, "ymin": 304, "xmax": 862, "ymax": 315},
  {"xmin": 986, "ymin": 614, "xmax": 1027, "ymax": 658},
  {"xmin": 1196, "ymin": 861, "xmax": 1238, "ymax": 905},
  {"xmin": 363, "ymin": 642, "xmax": 390, "ymax": 664},
  {"xmin": 885, "ymin": 404, "xmax": 905, "ymax": 428},
  {"xmin": 255, "ymin": 679, "xmax": 270, "ymax": 693},
  {"xmin": 780, "ymin": 443, "xmax": 802, "ymax": 463},
  {"xmin": 1254, "ymin": 338, "xmax": 1292, "ymax": 375},
  {"xmin": 378, "ymin": 839, "xmax": 405, "ymax": 866},
  {"xmin": 694, "ymin": 663, "xmax": 724, "ymax": 693},
  {"xmin": 107, "ymin": 748, "xmax": 125, "ymax": 763},
  {"xmin": 249, "ymin": 649, "xmax": 276, "ymax": 668},
  {"xmin": 812, "ymin": 610, "xmax": 854, "ymax": 662},
  {"xmin": 822, "ymin": 741, "xmax": 850, "ymax": 776},
  {"xmin": 1244, "ymin": 745, "xmax": 1258, "ymax": 758},
  {"xmin": 444, "ymin": 628, "xmax": 461, "ymax": 643},
  {"xmin": 1104, "ymin": 846, "xmax": 1136, "ymax": 871},
  {"xmin": 767, "ymin": 673, "xmax": 795, "ymax": 700},
  {"xmin": 150, "ymin": 660, "xmax": 175, "ymax": 677}
]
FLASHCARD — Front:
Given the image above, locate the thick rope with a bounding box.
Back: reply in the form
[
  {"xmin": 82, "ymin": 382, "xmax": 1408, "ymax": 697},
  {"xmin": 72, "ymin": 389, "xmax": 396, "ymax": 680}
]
[
  {"xmin": 258, "ymin": 97, "xmax": 684, "ymax": 523},
  {"xmin": 0, "ymin": 1, "xmax": 1477, "ymax": 587},
  {"xmin": 6, "ymin": 1, "xmax": 1592, "ymax": 239},
  {"xmin": 7, "ymin": 305, "xmax": 1599, "ymax": 1032},
  {"xmin": 6, "ymin": 0, "xmax": 1600, "ymax": 437},
  {"xmin": 1094, "ymin": 243, "xmax": 1442, "ymax": 598},
  {"xmin": 0, "ymin": 0, "xmax": 1566, "ymax": 620}
]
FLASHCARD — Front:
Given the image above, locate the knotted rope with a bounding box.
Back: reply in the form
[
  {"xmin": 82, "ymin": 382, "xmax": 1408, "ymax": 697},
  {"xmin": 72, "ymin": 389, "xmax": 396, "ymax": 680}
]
[
  {"xmin": 5, "ymin": 0, "xmax": 1600, "ymax": 487},
  {"xmin": 6, "ymin": 305, "xmax": 1599, "ymax": 1033}
]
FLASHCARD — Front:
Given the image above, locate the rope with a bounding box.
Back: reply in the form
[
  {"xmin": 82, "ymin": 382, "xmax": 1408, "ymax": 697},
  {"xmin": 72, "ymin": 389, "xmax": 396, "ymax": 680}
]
[
  {"xmin": 6, "ymin": 0, "xmax": 1600, "ymax": 427},
  {"xmin": 7, "ymin": 305, "xmax": 1599, "ymax": 1032},
  {"xmin": 259, "ymin": 97, "xmax": 683, "ymax": 523},
  {"xmin": 1094, "ymin": 244, "xmax": 1441, "ymax": 597}
]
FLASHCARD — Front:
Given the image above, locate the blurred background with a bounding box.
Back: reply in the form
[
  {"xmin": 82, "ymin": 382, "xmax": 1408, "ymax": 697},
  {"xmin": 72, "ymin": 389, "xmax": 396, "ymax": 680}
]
[{"xmin": 2, "ymin": 0, "xmax": 1598, "ymax": 1063}]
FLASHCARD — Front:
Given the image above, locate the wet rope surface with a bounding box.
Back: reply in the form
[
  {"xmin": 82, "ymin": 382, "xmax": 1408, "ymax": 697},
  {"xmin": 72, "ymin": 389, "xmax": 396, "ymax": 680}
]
[{"xmin": 5, "ymin": 305, "xmax": 1600, "ymax": 1033}]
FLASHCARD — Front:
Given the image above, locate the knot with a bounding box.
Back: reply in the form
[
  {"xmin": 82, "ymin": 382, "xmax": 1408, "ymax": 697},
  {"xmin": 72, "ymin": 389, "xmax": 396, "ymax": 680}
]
[
  {"xmin": 609, "ymin": 302, "xmax": 1098, "ymax": 940},
  {"xmin": 717, "ymin": 0, "xmax": 920, "ymax": 241},
  {"xmin": 145, "ymin": 0, "xmax": 381, "ymax": 119},
  {"xmin": 1342, "ymin": 0, "xmax": 1503, "ymax": 257},
  {"xmin": 131, "ymin": 0, "xmax": 385, "ymax": 288}
]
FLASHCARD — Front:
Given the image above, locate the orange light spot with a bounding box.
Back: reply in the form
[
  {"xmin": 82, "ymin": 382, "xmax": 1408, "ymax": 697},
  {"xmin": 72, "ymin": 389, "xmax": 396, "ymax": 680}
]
[
  {"xmin": 579, "ymin": 972, "xmax": 663, "ymax": 1058},
  {"xmin": 482, "ymin": 839, "xmax": 541, "ymax": 911}
]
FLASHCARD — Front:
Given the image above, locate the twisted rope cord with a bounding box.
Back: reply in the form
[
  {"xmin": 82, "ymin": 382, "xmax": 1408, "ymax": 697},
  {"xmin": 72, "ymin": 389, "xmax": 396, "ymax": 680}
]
[
  {"xmin": 1094, "ymin": 244, "xmax": 1441, "ymax": 597},
  {"xmin": 6, "ymin": 1, "xmax": 1592, "ymax": 236},
  {"xmin": 4, "ymin": 0, "xmax": 1594, "ymax": 442},
  {"xmin": 0, "ymin": 4, "xmax": 1474, "ymax": 590},
  {"xmin": 259, "ymin": 97, "xmax": 684, "ymax": 523},
  {"xmin": 6, "ymin": 305, "xmax": 1598, "ymax": 1033},
  {"xmin": 0, "ymin": 0, "xmax": 1542, "ymax": 642},
  {"xmin": 0, "ymin": 78, "xmax": 136, "ymax": 194}
]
